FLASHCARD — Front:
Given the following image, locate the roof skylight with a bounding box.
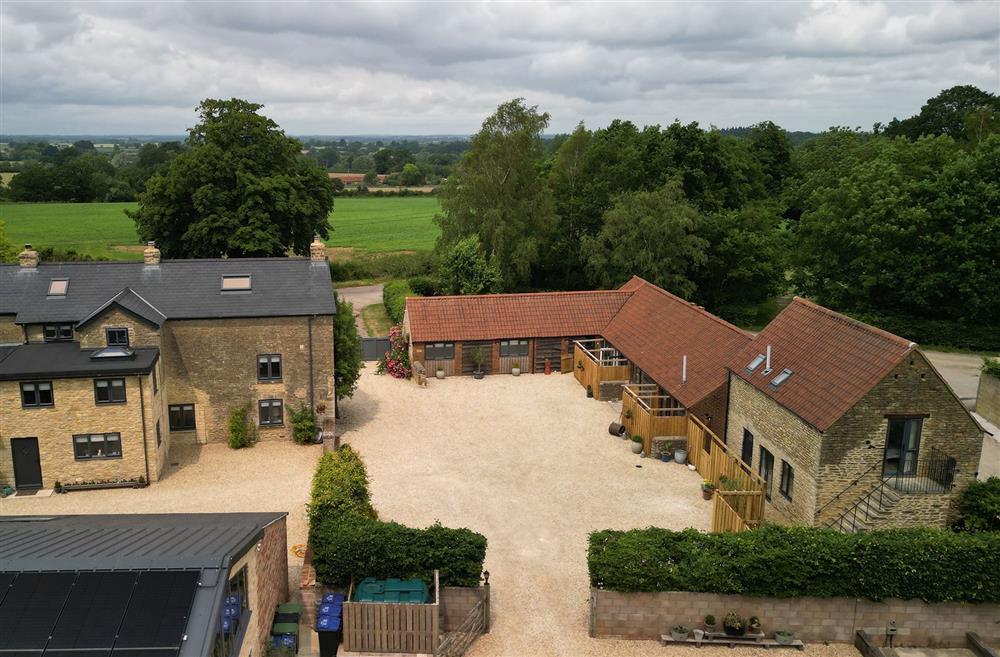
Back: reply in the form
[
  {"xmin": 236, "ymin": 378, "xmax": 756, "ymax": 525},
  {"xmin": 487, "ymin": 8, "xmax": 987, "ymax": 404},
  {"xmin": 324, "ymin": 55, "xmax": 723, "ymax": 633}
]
[
  {"xmin": 221, "ymin": 275, "xmax": 252, "ymax": 292},
  {"xmin": 770, "ymin": 368, "xmax": 793, "ymax": 388},
  {"xmin": 47, "ymin": 279, "xmax": 69, "ymax": 296},
  {"xmin": 746, "ymin": 354, "xmax": 766, "ymax": 372},
  {"xmin": 90, "ymin": 346, "xmax": 135, "ymax": 359}
]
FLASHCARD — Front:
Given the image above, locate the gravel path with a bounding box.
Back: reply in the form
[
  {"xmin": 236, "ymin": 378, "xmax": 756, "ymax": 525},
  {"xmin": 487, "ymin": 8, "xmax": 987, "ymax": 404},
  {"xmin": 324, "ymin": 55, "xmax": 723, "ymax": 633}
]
[
  {"xmin": 338, "ymin": 370, "xmax": 859, "ymax": 657},
  {"xmin": 335, "ymin": 283, "xmax": 384, "ymax": 337}
]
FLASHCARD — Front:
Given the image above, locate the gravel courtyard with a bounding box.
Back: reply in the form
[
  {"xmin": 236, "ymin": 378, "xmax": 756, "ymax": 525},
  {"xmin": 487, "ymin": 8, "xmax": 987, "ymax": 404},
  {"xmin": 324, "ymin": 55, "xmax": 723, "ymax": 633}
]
[{"xmin": 339, "ymin": 369, "xmax": 858, "ymax": 657}]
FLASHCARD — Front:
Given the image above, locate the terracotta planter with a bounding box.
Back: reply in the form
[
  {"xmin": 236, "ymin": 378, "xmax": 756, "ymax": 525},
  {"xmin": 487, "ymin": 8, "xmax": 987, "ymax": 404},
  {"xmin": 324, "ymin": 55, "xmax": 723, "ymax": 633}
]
[{"xmin": 702, "ymin": 487, "xmax": 715, "ymax": 500}]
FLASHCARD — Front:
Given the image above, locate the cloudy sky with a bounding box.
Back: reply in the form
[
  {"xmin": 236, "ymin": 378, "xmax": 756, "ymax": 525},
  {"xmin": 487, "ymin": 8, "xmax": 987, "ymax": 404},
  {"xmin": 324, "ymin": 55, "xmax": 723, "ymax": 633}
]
[{"xmin": 1, "ymin": 1, "xmax": 998, "ymax": 136}]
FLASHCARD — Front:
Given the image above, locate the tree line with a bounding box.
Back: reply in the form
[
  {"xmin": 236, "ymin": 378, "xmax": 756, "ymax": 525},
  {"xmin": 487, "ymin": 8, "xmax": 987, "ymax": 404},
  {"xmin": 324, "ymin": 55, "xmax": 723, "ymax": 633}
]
[{"xmin": 433, "ymin": 85, "xmax": 1000, "ymax": 330}]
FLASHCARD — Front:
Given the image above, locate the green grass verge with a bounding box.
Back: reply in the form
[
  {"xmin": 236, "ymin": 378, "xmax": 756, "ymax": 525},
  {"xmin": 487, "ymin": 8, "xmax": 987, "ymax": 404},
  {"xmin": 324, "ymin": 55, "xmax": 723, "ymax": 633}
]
[
  {"xmin": 0, "ymin": 196, "xmax": 441, "ymax": 261},
  {"xmin": 361, "ymin": 304, "xmax": 393, "ymax": 336}
]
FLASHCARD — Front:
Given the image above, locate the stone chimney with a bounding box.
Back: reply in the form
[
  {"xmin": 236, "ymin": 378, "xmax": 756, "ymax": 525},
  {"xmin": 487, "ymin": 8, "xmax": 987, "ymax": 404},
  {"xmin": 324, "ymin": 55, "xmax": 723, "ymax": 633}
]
[
  {"xmin": 143, "ymin": 241, "xmax": 161, "ymax": 265},
  {"xmin": 18, "ymin": 244, "xmax": 38, "ymax": 268},
  {"xmin": 310, "ymin": 235, "xmax": 326, "ymax": 262}
]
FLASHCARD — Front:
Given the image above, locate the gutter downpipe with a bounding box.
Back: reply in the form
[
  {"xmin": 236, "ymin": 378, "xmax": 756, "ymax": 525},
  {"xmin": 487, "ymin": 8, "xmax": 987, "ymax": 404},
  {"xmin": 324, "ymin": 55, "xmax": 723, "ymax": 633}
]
[
  {"xmin": 138, "ymin": 375, "xmax": 151, "ymax": 485},
  {"xmin": 308, "ymin": 316, "xmax": 315, "ymax": 409}
]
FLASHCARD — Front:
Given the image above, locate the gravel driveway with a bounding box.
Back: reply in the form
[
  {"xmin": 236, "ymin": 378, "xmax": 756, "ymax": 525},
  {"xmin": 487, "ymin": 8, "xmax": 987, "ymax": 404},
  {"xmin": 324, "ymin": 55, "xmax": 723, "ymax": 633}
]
[{"xmin": 338, "ymin": 370, "xmax": 857, "ymax": 657}]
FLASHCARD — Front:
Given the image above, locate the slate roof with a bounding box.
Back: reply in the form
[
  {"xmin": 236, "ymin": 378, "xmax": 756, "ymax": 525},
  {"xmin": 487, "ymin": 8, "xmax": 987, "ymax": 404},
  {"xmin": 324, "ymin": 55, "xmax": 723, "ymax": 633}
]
[
  {"xmin": 730, "ymin": 298, "xmax": 915, "ymax": 431},
  {"xmin": 0, "ymin": 342, "xmax": 159, "ymax": 380},
  {"xmin": 602, "ymin": 279, "xmax": 752, "ymax": 408},
  {"xmin": 405, "ymin": 289, "xmax": 632, "ymax": 342},
  {"xmin": 77, "ymin": 287, "xmax": 167, "ymax": 328},
  {"xmin": 0, "ymin": 258, "xmax": 336, "ymax": 324}
]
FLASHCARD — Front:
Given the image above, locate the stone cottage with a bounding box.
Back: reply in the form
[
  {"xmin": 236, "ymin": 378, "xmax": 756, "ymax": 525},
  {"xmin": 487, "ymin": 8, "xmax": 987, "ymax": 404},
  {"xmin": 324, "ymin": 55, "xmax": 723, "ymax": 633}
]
[
  {"xmin": 725, "ymin": 298, "xmax": 984, "ymax": 530},
  {"xmin": 0, "ymin": 241, "xmax": 335, "ymax": 491}
]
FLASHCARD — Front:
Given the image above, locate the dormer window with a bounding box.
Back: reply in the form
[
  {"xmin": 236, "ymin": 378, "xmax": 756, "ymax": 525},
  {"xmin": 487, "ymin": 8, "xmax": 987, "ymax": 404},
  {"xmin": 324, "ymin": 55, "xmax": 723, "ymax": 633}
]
[
  {"xmin": 106, "ymin": 327, "xmax": 129, "ymax": 347},
  {"xmin": 221, "ymin": 275, "xmax": 252, "ymax": 292},
  {"xmin": 770, "ymin": 368, "xmax": 793, "ymax": 388},
  {"xmin": 746, "ymin": 354, "xmax": 766, "ymax": 372},
  {"xmin": 47, "ymin": 279, "xmax": 69, "ymax": 297}
]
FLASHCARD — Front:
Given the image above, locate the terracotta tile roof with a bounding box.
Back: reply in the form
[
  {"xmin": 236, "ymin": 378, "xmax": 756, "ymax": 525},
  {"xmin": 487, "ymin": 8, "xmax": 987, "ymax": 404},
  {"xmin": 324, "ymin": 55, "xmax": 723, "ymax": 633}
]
[
  {"xmin": 602, "ymin": 279, "xmax": 752, "ymax": 408},
  {"xmin": 405, "ymin": 290, "xmax": 632, "ymax": 342},
  {"xmin": 731, "ymin": 297, "xmax": 915, "ymax": 432}
]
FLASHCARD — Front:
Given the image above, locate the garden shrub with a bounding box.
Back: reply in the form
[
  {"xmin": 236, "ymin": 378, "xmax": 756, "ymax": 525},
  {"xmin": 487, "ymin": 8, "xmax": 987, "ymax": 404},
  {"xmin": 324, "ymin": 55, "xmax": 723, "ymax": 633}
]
[
  {"xmin": 289, "ymin": 404, "xmax": 320, "ymax": 445},
  {"xmin": 227, "ymin": 402, "xmax": 255, "ymax": 449},
  {"xmin": 983, "ymin": 359, "xmax": 1000, "ymax": 379},
  {"xmin": 383, "ymin": 280, "xmax": 417, "ymax": 324},
  {"xmin": 953, "ymin": 476, "xmax": 1000, "ymax": 533},
  {"xmin": 307, "ymin": 445, "xmax": 487, "ymax": 587},
  {"xmin": 406, "ymin": 275, "xmax": 440, "ymax": 297},
  {"xmin": 375, "ymin": 325, "xmax": 411, "ymax": 378},
  {"xmin": 587, "ymin": 525, "xmax": 1000, "ymax": 602},
  {"xmin": 307, "ymin": 445, "xmax": 377, "ymax": 524}
]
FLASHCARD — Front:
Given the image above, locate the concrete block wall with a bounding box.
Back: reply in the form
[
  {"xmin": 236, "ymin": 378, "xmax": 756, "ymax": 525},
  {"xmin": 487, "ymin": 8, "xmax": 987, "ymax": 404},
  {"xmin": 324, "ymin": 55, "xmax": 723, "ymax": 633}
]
[{"xmin": 590, "ymin": 588, "xmax": 1000, "ymax": 647}]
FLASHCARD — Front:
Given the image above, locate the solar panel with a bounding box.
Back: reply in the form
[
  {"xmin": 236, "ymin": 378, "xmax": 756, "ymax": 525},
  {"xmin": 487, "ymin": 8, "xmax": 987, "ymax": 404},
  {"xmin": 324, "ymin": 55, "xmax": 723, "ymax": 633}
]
[
  {"xmin": 47, "ymin": 572, "xmax": 138, "ymax": 653},
  {"xmin": 0, "ymin": 573, "xmax": 16, "ymax": 608},
  {"xmin": 0, "ymin": 572, "xmax": 76, "ymax": 653},
  {"xmin": 113, "ymin": 571, "xmax": 199, "ymax": 656}
]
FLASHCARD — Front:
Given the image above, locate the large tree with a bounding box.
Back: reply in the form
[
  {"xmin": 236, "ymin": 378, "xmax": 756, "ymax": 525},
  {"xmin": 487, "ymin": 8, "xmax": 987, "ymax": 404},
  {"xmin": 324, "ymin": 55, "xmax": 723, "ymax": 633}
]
[
  {"xmin": 128, "ymin": 98, "xmax": 335, "ymax": 258},
  {"xmin": 883, "ymin": 85, "xmax": 1000, "ymax": 142},
  {"xmin": 581, "ymin": 182, "xmax": 707, "ymax": 298},
  {"xmin": 436, "ymin": 98, "xmax": 555, "ymax": 290},
  {"xmin": 437, "ymin": 235, "xmax": 501, "ymax": 295}
]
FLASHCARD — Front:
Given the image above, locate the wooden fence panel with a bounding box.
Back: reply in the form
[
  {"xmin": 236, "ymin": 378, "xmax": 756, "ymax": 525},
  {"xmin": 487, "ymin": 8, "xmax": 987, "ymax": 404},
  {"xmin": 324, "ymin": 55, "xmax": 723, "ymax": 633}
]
[
  {"xmin": 342, "ymin": 601, "xmax": 440, "ymax": 653},
  {"xmin": 711, "ymin": 493, "xmax": 749, "ymax": 532},
  {"xmin": 622, "ymin": 387, "xmax": 688, "ymax": 455}
]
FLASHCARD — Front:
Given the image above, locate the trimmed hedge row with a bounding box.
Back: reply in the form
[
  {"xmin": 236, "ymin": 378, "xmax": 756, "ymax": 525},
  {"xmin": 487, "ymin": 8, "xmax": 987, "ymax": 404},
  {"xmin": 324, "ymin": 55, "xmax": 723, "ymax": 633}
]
[
  {"xmin": 587, "ymin": 525, "xmax": 1000, "ymax": 603},
  {"xmin": 308, "ymin": 445, "xmax": 487, "ymax": 587},
  {"xmin": 383, "ymin": 280, "xmax": 417, "ymax": 325},
  {"xmin": 846, "ymin": 311, "xmax": 1000, "ymax": 352},
  {"xmin": 311, "ymin": 516, "xmax": 487, "ymax": 588}
]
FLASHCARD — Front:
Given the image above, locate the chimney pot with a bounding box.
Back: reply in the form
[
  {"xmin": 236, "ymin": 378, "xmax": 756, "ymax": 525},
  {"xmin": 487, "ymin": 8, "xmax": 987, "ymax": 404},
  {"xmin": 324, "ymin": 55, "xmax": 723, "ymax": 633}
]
[
  {"xmin": 18, "ymin": 244, "xmax": 39, "ymax": 268},
  {"xmin": 310, "ymin": 235, "xmax": 326, "ymax": 262},
  {"xmin": 143, "ymin": 241, "xmax": 161, "ymax": 266}
]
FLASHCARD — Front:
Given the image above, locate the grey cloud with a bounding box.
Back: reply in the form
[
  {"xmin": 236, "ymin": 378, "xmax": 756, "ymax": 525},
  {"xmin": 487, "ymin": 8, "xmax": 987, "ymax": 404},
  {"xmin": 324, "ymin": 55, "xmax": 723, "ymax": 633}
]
[{"xmin": 1, "ymin": 0, "xmax": 997, "ymax": 135}]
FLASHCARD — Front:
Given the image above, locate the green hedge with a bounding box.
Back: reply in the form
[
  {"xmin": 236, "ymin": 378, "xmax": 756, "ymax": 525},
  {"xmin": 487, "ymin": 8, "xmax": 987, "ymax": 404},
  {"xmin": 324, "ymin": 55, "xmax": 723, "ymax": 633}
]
[
  {"xmin": 383, "ymin": 280, "xmax": 416, "ymax": 325},
  {"xmin": 307, "ymin": 446, "xmax": 377, "ymax": 525},
  {"xmin": 983, "ymin": 359, "xmax": 1000, "ymax": 379},
  {"xmin": 846, "ymin": 312, "xmax": 1000, "ymax": 352},
  {"xmin": 308, "ymin": 446, "xmax": 487, "ymax": 587},
  {"xmin": 587, "ymin": 525, "xmax": 1000, "ymax": 602},
  {"xmin": 311, "ymin": 515, "xmax": 487, "ymax": 587},
  {"xmin": 954, "ymin": 476, "xmax": 1000, "ymax": 533},
  {"xmin": 328, "ymin": 251, "xmax": 434, "ymax": 283}
]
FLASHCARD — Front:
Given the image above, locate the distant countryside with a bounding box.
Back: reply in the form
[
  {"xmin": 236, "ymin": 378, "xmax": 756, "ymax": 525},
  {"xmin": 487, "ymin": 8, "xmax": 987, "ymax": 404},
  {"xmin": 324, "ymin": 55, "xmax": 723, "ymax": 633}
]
[{"xmin": 0, "ymin": 196, "xmax": 441, "ymax": 260}]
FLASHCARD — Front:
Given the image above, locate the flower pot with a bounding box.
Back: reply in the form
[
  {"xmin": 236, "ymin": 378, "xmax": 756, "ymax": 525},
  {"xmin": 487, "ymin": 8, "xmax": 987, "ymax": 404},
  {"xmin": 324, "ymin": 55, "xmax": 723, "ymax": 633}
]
[
  {"xmin": 659, "ymin": 452, "xmax": 672, "ymax": 463},
  {"xmin": 701, "ymin": 487, "xmax": 714, "ymax": 500},
  {"xmin": 674, "ymin": 449, "xmax": 687, "ymax": 464},
  {"xmin": 630, "ymin": 441, "xmax": 643, "ymax": 454},
  {"xmin": 670, "ymin": 629, "xmax": 689, "ymax": 642},
  {"xmin": 511, "ymin": 367, "xmax": 520, "ymax": 376},
  {"xmin": 774, "ymin": 631, "xmax": 794, "ymax": 645},
  {"xmin": 436, "ymin": 370, "xmax": 445, "ymax": 380},
  {"xmin": 608, "ymin": 422, "xmax": 626, "ymax": 437},
  {"xmin": 693, "ymin": 629, "xmax": 705, "ymax": 641},
  {"xmin": 724, "ymin": 625, "xmax": 746, "ymax": 637},
  {"xmin": 473, "ymin": 370, "xmax": 485, "ymax": 380}
]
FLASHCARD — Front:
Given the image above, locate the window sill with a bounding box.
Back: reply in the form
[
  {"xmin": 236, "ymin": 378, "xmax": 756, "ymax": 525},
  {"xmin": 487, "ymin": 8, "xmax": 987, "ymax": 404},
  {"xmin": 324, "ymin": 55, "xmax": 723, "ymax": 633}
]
[
  {"xmin": 257, "ymin": 379, "xmax": 284, "ymax": 383},
  {"xmin": 95, "ymin": 401, "xmax": 127, "ymax": 406},
  {"xmin": 259, "ymin": 424, "xmax": 285, "ymax": 429},
  {"xmin": 170, "ymin": 428, "xmax": 197, "ymax": 432},
  {"xmin": 75, "ymin": 456, "xmax": 123, "ymax": 461},
  {"xmin": 21, "ymin": 405, "xmax": 55, "ymax": 409}
]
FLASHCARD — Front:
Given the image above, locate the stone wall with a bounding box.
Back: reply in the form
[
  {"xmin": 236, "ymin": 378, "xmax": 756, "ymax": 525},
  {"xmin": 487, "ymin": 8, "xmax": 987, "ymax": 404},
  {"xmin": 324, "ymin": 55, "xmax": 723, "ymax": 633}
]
[
  {"xmin": 819, "ymin": 350, "xmax": 982, "ymax": 528},
  {"xmin": 977, "ymin": 368, "xmax": 1000, "ymax": 427},
  {"xmin": 589, "ymin": 588, "xmax": 1000, "ymax": 647},
  {"xmin": 725, "ymin": 375, "xmax": 822, "ymax": 525},
  {"xmin": 161, "ymin": 315, "xmax": 334, "ymax": 444},
  {"xmin": 252, "ymin": 516, "xmax": 290, "ymax": 656},
  {"xmin": 0, "ymin": 315, "xmax": 22, "ymax": 344},
  {"xmin": 0, "ymin": 375, "xmax": 153, "ymax": 488}
]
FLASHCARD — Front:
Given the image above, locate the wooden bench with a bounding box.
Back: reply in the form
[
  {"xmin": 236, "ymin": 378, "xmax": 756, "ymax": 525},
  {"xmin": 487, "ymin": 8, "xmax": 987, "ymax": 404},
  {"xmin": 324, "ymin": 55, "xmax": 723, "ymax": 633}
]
[{"xmin": 660, "ymin": 631, "xmax": 805, "ymax": 651}]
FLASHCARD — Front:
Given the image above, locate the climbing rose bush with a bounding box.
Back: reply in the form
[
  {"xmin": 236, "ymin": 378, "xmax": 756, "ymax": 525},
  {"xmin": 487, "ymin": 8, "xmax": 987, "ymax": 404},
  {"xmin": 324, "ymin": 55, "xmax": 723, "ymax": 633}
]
[{"xmin": 377, "ymin": 326, "xmax": 411, "ymax": 379}]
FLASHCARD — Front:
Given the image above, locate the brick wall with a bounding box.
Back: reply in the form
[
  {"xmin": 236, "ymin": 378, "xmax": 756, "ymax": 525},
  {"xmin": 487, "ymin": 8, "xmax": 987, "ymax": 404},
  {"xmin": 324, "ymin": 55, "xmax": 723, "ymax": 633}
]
[
  {"xmin": 0, "ymin": 375, "xmax": 154, "ymax": 488},
  {"xmin": 161, "ymin": 315, "xmax": 334, "ymax": 444},
  {"xmin": 977, "ymin": 369, "xmax": 1000, "ymax": 427},
  {"xmin": 819, "ymin": 351, "xmax": 982, "ymax": 528},
  {"xmin": 589, "ymin": 588, "xmax": 1000, "ymax": 647},
  {"xmin": 725, "ymin": 376, "xmax": 822, "ymax": 525},
  {"xmin": 0, "ymin": 316, "xmax": 22, "ymax": 344},
  {"xmin": 252, "ymin": 516, "xmax": 290, "ymax": 656}
]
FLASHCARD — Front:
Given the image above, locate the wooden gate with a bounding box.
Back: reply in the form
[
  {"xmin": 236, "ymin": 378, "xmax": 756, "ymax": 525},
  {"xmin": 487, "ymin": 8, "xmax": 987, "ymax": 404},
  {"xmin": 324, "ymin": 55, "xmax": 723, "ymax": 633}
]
[{"xmin": 435, "ymin": 587, "xmax": 490, "ymax": 657}]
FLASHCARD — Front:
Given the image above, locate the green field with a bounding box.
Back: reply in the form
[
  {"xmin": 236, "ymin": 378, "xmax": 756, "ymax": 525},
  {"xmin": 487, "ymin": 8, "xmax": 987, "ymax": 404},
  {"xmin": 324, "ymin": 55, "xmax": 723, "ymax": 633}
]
[{"xmin": 0, "ymin": 196, "xmax": 441, "ymax": 260}]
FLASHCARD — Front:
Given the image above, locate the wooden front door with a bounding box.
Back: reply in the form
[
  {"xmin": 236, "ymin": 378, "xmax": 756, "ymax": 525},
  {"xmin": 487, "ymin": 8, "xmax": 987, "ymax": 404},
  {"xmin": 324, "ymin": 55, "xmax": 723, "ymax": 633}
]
[{"xmin": 11, "ymin": 437, "xmax": 43, "ymax": 489}]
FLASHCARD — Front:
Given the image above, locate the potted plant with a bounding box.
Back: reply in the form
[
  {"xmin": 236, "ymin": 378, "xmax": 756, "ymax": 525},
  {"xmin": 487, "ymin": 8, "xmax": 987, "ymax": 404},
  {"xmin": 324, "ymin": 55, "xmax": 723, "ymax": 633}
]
[
  {"xmin": 748, "ymin": 616, "xmax": 761, "ymax": 634},
  {"xmin": 704, "ymin": 614, "xmax": 717, "ymax": 632},
  {"xmin": 511, "ymin": 360, "xmax": 521, "ymax": 376},
  {"xmin": 436, "ymin": 365, "xmax": 445, "ymax": 380},
  {"xmin": 586, "ymin": 384, "xmax": 593, "ymax": 398},
  {"xmin": 576, "ymin": 359, "xmax": 584, "ymax": 370},
  {"xmin": 774, "ymin": 630, "xmax": 795, "ymax": 645},
  {"xmin": 623, "ymin": 408, "xmax": 634, "ymax": 420},
  {"xmin": 723, "ymin": 611, "xmax": 746, "ymax": 636},
  {"xmin": 674, "ymin": 446, "xmax": 688, "ymax": 464},
  {"xmin": 670, "ymin": 625, "xmax": 690, "ymax": 641},
  {"xmin": 54, "ymin": 480, "xmax": 64, "ymax": 494},
  {"xmin": 701, "ymin": 480, "xmax": 716, "ymax": 500},
  {"xmin": 472, "ymin": 346, "xmax": 487, "ymax": 379},
  {"xmin": 630, "ymin": 435, "xmax": 644, "ymax": 454}
]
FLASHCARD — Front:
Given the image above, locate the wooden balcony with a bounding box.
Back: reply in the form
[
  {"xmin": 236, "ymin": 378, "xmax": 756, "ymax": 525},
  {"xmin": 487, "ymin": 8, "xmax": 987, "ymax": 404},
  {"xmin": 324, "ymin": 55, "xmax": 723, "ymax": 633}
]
[
  {"xmin": 621, "ymin": 384, "xmax": 687, "ymax": 456},
  {"xmin": 572, "ymin": 339, "xmax": 629, "ymax": 401}
]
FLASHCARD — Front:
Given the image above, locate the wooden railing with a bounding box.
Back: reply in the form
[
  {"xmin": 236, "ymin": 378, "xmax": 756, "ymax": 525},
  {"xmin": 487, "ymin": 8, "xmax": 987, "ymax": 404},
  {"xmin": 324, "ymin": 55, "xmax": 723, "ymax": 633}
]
[
  {"xmin": 342, "ymin": 573, "xmax": 441, "ymax": 653},
  {"xmin": 685, "ymin": 415, "xmax": 765, "ymax": 530},
  {"xmin": 621, "ymin": 384, "xmax": 687, "ymax": 455},
  {"xmin": 572, "ymin": 340, "xmax": 630, "ymax": 401},
  {"xmin": 712, "ymin": 493, "xmax": 750, "ymax": 532}
]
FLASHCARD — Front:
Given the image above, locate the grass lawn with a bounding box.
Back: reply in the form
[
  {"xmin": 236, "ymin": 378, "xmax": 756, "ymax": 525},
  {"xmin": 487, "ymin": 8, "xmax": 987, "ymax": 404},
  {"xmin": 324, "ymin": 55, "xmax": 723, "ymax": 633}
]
[
  {"xmin": 0, "ymin": 196, "xmax": 441, "ymax": 260},
  {"xmin": 361, "ymin": 304, "xmax": 393, "ymax": 336}
]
